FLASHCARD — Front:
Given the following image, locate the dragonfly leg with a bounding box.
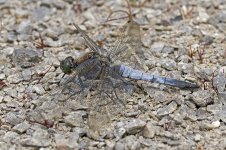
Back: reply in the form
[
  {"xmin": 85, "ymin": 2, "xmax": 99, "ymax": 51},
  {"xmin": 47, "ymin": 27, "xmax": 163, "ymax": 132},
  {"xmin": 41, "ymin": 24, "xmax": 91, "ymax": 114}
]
[
  {"xmin": 59, "ymin": 75, "xmax": 87, "ymax": 101},
  {"xmin": 102, "ymin": 77, "xmax": 126, "ymax": 107}
]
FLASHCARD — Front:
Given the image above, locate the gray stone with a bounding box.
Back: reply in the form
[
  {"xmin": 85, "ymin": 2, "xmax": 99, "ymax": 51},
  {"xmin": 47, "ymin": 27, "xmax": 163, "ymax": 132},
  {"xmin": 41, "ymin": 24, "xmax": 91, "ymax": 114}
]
[
  {"xmin": 6, "ymin": 32, "xmax": 17, "ymax": 42},
  {"xmin": 44, "ymin": 107, "xmax": 64, "ymax": 122},
  {"xmin": 208, "ymin": 12, "xmax": 226, "ymax": 28},
  {"xmin": 6, "ymin": 100, "xmax": 20, "ymax": 109},
  {"xmin": 68, "ymin": 129, "xmax": 86, "ymax": 148},
  {"xmin": 200, "ymin": 120, "xmax": 220, "ymax": 130},
  {"xmin": 194, "ymin": 134, "xmax": 202, "ymax": 142},
  {"xmin": 158, "ymin": 117, "xmax": 171, "ymax": 127},
  {"xmin": 172, "ymin": 111, "xmax": 185, "ymax": 124},
  {"xmin": 45, "ymin": 37, "xmax": 64, "ymax": 47},
  {"xmin": 40, "ymin": 100, "xmax": 58, "ymax": 110},
  {"xmin": 195, "ymin": 65, "xmax": 215, "ymax": 81},
  {"xmin": 5, "ymin": 112, "xmax": 24, "ymax": 126},
  {"xmin": 4, "ymin": 88, "xmax": 18, "ymax": 98},
  {"xmin": 12, "ymin": 48, "xmax": 43, "ymax": 68},
  {"xmin": 212, "ymin": 120, "xmax": 220, "ymax": 128},
  {"xmin": 21, "ymin": 69, "xmax": 32, "ymax": 81},
  {"xmin": 21, "ymin": 128, "xmax": 51, "ymax": 147},
  {"xmin": 162, "ymin": 46, "xmax": 174, "ymax": 54},
  {"xmin": 54, "ymin": 134, "xmax": 68, "ymax": 147},
  {"xmin": 196, "ymin": 7, "xmax": 209, "ymax": 23},
  {"xmin": 139, "ymin": 136, "xmax": 154, "ymax": 147},
  {"xmin": 41, "ymin": 0, "xmax": 66, "ymax": 9},
  {"xmin": 3, "ymin": 131, "xmax": 20, "ymax": 143},
  {"xmin": 178, "ymin": 63, "xmax": 194, "ymax": 74},
  {"xmin": 151, "ymin": 42, "xmax": 165, "ymax": 54},
  {"xmin": 7, "ymin": 72, "xmax": 23, "ymax": 84},
  {"xmin": 213, "ymin": 76, "xmax": 226, "ymax": 92},
  {"xmin": 196, "ymin": 108, "xmax": 210, "ymax": 120},
  {"xmin": 0, "ymin": 130, "xmax": 6, "ymax": 137},
  {"xmin": 207, "ymin": 104, "xmax": 222, "ymax": 114},
  {"xmin": 185, "ymin": 100, "xmax": 197, "ymax": 109},
  {"xmin": 105, "ymin": 140, "xmax": 115, "ymax": 150},
  {"xmin": 159, "ymin": 130, "xmax": 180, "ymax": 140},
  {"xmin": 12, "ymin": 121, "xmax": 31, "ymax": 133},
  {"xmin": 159, "ymin": 59, "xmax": 177, "ymax": 71},
  {"xmin": 143, "ymin": 122, "xmax": 156, "ymax": 138},
  {"xmin": 177, "ymin": 55, "xmax": 191, "ymax": 63},
  {"xmin": 142, "ymin": 34, "xmax": 152, "ymax": 48},
  {"xmin": 72, "ymin": 127, "xmax": 87, "ymax": 138},
  {"xmin": 218, "ymin": 92, "xmax": 226, "ymax": 105},
  {"xmin": 0, "ymin": 74, "xmax": 5, "ymax": 80},
  {"xmin": 2, "ymin": 95, "xmax": 13, "ymax": 103},
  {"xmin": 192, "ymin": 90, "xmax": 213, "ymax": 107},
  {"xmin": 0, "ymin": 0, "xmax": 6, "ymax": 4},
  {"xmin": 64, "ymin": 111, "xmax": 85, "ymax": 127},
  {"xmin": 114, "ymin": 142, "xmax": 124, "ymax": 150},
  {"xmin": 0, "ymin": 143, "xmax": 16, "ymax": 150},
  {"xmin": 114, "ymin": 126, "xmax": 126, "ymax": 140},
  {"xmin": 162, "ymin": 139, "xmax": 181, "ymax": 146},
  {"xmin": 17, "ymin": 34, "xmax": 31, "ymax": 41},
  {"xmin": 17, "ymin": 20, "xmax": 32, "ymax": 34},
  {"xmin": 31, "ymin": 6, "xmax": 52, "ymax": 21},
  {"xmin": 157, "ymin": 101, "xmax": 177, "ymax": 116},
  {"xmin": 33, "ymin": 84, "xmax": 45, "ymax": 95},
  {"xmin": 219, "ymin": 139, "xmax": 226, "ymax": 149},
  {"xmin": 125, "ymin": 111, "xmax": 139, "ymax": 117},
  {"xmin": 145, "ymin": 90, "xmax": 164, "ymax": 102},
  {"xmin": 124, "ymin": 119, "xmax": 146, "ymax": 135},
  {"xmin": 199, "ymin": 35, "xmax": 214, "ymax": 45},
  {"xmin": 180, "ymin": 104, "xmax": 197, "ymax": 121},
  {"xmin": 174, "ymin": 104, "xmax": 197, "ymax": 122},
  {"xmin": 220, "ymin": 106, "xmax": 226, "ymax": 123},
  {"xmin": 115, "ymin": 135, "xmax": 140, "ymax": 150},
  {"xmin": 44, "ymin": 28, "xmax": 65, "ymax": 39},
  {"xmin": 14, "ymin": 8, "xmax": 29, "ymax": 18}
]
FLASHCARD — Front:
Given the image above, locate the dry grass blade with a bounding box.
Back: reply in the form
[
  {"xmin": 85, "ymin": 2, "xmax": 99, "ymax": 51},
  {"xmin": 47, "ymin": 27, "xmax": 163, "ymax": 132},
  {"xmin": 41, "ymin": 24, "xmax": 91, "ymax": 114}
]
[
  {"xmin": 105, "ymin": 0, "xmax": 133, "ymax": 22},
  {"xmin": 106, "ymin": 10, "xmax": 130, "ymax": 22},
  {"xmin": 32, "ymin": 33, "xmax": 49, "ymax": 49}
]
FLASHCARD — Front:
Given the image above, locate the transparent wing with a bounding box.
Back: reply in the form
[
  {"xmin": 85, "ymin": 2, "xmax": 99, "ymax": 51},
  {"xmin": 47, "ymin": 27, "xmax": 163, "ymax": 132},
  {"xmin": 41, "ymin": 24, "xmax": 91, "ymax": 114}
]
[
  {"xmin": 86, "ymin": 70, "xmax": 134, "ymax": 134},
  {"xmin": 73, "ymin": 24, "xmax": 105, "ymax": 55},
  {"xmin": 109, "ymin": 20, "xmax": 147, "ymax": 71},
  {"xmin": 51, "ymin": 62, "xmax": 134, "ymax": 134}
]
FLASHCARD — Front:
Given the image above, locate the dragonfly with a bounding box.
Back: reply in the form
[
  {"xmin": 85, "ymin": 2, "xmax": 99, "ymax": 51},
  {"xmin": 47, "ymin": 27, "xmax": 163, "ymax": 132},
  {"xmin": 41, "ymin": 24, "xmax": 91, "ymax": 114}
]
[{"xmin": 58, "ymin": 21, "xmax": 198, "ymax": 133}]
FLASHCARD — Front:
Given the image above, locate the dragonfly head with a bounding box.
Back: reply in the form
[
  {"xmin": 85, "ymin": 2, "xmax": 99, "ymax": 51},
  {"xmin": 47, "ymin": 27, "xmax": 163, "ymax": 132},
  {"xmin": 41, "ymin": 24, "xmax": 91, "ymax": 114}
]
[{"xmin": 60, "ymin": 56, "xmax": 76, "ymax": 74}]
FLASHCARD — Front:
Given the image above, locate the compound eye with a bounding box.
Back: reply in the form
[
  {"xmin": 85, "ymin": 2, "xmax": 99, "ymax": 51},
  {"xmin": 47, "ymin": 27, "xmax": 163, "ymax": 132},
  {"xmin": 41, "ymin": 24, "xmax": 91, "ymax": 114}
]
[{"xmin": 60, "ymin": 56, "xmax": 75, "ymax": 74}]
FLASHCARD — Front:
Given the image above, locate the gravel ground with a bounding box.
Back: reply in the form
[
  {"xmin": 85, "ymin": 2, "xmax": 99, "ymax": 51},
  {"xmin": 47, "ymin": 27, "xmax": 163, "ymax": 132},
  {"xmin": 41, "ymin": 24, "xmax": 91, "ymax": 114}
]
[{"xmin": 1, "ymin": 0, "xmax": 226, "ymax": 149}]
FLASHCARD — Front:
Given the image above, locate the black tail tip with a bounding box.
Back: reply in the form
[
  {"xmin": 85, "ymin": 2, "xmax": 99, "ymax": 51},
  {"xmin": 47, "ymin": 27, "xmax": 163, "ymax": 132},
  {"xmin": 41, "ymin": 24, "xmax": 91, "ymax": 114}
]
[
  {"xmin": 165, "ymin": 78, "xmax": 199, "ymax": 90},
  {"xmin": 179, "ymin": 82, "xmax": 199, "ymax": 90}
]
